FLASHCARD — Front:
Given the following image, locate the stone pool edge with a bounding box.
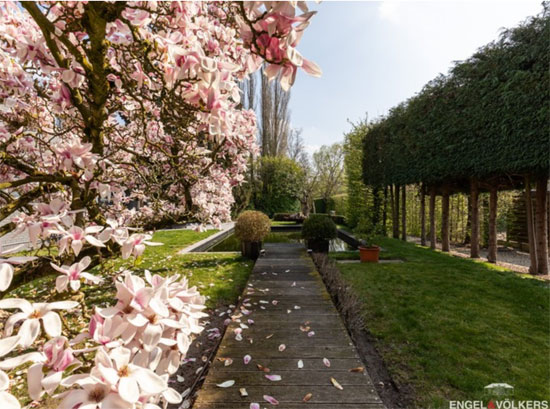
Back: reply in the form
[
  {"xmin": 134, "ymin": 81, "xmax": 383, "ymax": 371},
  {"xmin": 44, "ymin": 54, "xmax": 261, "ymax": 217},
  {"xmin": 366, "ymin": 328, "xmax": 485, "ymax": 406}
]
[
  {"xmin": 179, "ymin": 223, "xmax": 360, "ymax": 254},
  {"xmin": 178, "ymin": 222, "xmax": 235, "ymax": 254}
]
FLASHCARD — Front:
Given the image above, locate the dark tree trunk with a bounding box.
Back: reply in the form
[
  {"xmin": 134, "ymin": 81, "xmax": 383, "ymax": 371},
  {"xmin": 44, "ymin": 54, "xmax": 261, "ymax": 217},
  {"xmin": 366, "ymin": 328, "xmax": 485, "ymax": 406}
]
[
  {"xmin": 470, "ymin": 179, "xmax": 480, "ymax": 258},
  {"xmin": 429, "ymin": 187, "xmax": 436, "ymax": 249},
  {"xmin": 487, "ymin": 186, "xmax": 498, "ymax": 263},
  {"xmin": 389, "ymin": 185, "xmax": 395, "ymax": 236},
  {"xmin": 481, "ymin": 195, "xmax": 489, "ymax": 248},
  {"xmin": 548, "ymin": 188, "xmax": 550, "ymax": 250},
  {"xmin": 420, "ymin": 185, "xmax": 426, "ymax": 246},
  {"xmin": 464, "ymin": 196, "xmax": 479, "ymax": 245},
  {"xmin": 525, "ymin": 176, "xmax": 537, "ymax": 274},
  {"xmin": 393, "ymin": 184, "xmax": 400, "ymax": 239},
  {"xmin": 441, "ymin": 188, "xmax": 450, "ymax": 252},
  {"xmin": 401, "ymin": 185, "xmax": 407, "ymax": 241},
  {"xmin": 535, "ymin": 175, "xmax": 549, "ymax": 274},
  {"xmin": 449, "ymin": 195, "xmax": 454, "ymax": 243},
  {"xmin": 383, "ymin": 185, "xmax": 388, "ymax": 235},
  {"xmin": 372, "ymin": 186, "xmax": 381, "ymax": 228}
]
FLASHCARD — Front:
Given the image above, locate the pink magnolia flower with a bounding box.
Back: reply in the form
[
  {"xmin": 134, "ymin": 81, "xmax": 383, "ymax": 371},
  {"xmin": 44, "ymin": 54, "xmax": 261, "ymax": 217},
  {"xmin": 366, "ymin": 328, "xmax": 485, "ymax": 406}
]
[
  {"xmin": 59, "ymin": 376, "xmax": 132, "ymax": 409},
  {"xmin": 0, "ymin": 298, "xmax": 79, "ymax": 347},
  {"xmin": 0, "ymin": 370, "xmax": 20, "ymax": 409},
  {"xmin": 1, "ymin": 336, "xmax": 80, "ymax": 400},
  {"xmin": 106, "ymin": 273, "xmax": 185, "ymax": 342},
  {"xmin": 0, "ymin": 335, "xmax": 20, "ymax": 358},
  {"xmin": 57, "ymin": 225, "xmax": 105, "ymax": 256},
  {"xmin": 12, "ymin": 212, "xmax": 61, "ymax": 248},
  {"xmin": 97, "ymin": 219, "xmax": 129, "ymax": 245},
  {"xmin": 0, "ymin": 246, "xmax": 36, "ymax": 291},
  {"xmin": 55, "ymin": 140, "xmax": 97, "ymax": 172},
  {"xmin": 43, "ymin": 336, "xmax": 78, "ymax": 372},
  {"xmin": 89, "ymin": 312, "xmax": 129, "ymax": 346},
  {"xmin": 20, "ymin": 198, "xmax": 73, "ymax": 246},
  {"xmin": 121, "ymin": 233, "xmax": 162, "ymax": 259},
  {"xmin": 51, "ymin": 256, "xmax": 103, "ymax": 292},
  {"xmin": 112, "ymin": 272, "xmax": 152, "ymax": 315},
  {"xmin": 28, "ymin": 336, "xmax": 79, "ymax": 400},
  {"xmin": 130, "ymin": 62, "xmax": 150, "ymax": 89},
  {"xmin": 35, "ymin": 198, "xmax": 69, "ymax": 218},
  {"xmin": 94, "ymin": 346, "xmax": 167, "ymax": 403}
]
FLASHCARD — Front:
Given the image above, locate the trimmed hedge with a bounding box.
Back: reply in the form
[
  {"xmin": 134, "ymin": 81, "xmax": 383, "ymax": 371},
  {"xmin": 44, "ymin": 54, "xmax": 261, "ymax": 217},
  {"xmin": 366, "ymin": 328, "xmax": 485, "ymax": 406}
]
[
  {"xmin": 313, "ymin": 213, "xmax": 347, "ymax": 226},
  {"xmin": 302, "ymin": 214, "xmax": 338, "ymax": 240},
  {"xmin": 273, "ymin": 213, "xmax": 305, "ymax": 223},
  {"xmin": 362, "ymin": 7, "xmax": 549, "ymax": 188},
  {"xmin": 235, "ymin": 210, "xmax": 271, "ymax": 242}
]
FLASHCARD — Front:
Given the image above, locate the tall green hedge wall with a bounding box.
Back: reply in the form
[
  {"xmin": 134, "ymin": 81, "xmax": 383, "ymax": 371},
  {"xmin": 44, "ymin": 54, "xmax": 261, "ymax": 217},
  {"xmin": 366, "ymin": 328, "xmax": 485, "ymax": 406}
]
[{"xmin": 362, "ymin": 7, "xmax": 549, "ymax": 188}]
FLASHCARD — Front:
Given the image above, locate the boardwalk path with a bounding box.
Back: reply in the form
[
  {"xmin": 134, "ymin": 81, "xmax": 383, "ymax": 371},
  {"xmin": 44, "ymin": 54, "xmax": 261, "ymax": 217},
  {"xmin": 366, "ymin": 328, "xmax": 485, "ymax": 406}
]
[{"xmin": 193, "ymin": 243, "xmax": 385, "ymax": 409}]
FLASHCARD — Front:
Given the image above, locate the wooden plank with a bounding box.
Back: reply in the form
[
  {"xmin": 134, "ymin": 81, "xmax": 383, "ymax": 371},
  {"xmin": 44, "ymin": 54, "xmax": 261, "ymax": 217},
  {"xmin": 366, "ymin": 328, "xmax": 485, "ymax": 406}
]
[
  {"xmin": 244, "ymin": 287, "xmax": 331, "ymax": 296},
  {"xmin": 228, "ymin": 313, "xmax": 342, "ymax": 324},
  {"xmin": 221, "ymin": 336, "xmax": 353, "ymax": 349},
  {"xmin": 217, "ymin": 345, "xmax": 359, "ymax": 359},
  {"xmin": 195, "ymin": 385, "xmax": 382, "ymax": 404},
  {"xmin": 191, "ymin": 243, "xmax": 385, "ymax": 409},
  {"xmin": 242, "ymin": 295, "xmax": 333, "ymax": 305},
  {"xmin": 243, "ymin": 304, "xmax": 338, "ymax": 314},
  {"xmin": 248, "ymin": 279, "xmax": 322, "ymax": 287},
  {"xmin": 223, "ymin": 327, "xmax": 354, "ymax": 340},
  {"xmin": 210, "ymin": 357, "xmax": 368, "ymax": 372},
  {"xmin": 194, "ymin": 404, "xmax": 385, "ymax": 409},
  {"xmin": 204, "ymin": 370, "xmax": 373, "ymax": 386}
]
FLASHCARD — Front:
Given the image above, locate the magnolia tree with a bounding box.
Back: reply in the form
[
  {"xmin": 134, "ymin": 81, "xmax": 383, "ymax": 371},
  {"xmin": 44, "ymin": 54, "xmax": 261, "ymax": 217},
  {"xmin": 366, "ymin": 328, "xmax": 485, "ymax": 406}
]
[{"xmin": 0, "ymin": 1, "xmax": 320, "ymax": 407}]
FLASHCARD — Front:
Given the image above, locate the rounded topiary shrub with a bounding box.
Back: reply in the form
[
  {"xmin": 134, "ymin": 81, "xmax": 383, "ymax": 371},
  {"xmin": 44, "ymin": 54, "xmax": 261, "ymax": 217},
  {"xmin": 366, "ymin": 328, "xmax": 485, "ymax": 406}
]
[
  {"xmin": 235, "ymin": 210, "xmax": 271, "ymax": 242},
  {"xmin": 302, "ymin": 214, "xmax": 337, "ymax": 241}
]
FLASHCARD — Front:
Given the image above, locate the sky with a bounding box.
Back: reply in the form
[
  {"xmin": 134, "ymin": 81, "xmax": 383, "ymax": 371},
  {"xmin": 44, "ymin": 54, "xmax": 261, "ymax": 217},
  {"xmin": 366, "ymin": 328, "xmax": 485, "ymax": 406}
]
[{"xmin": 288, "ymin": 0, "xmax": 543, "ymax": 154}]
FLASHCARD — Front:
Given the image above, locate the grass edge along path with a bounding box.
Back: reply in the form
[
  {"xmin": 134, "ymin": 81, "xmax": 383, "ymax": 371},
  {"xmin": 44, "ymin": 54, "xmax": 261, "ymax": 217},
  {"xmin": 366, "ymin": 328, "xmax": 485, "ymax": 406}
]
[{"xmin": 336, "ymin": 237, "xmax": 550, "ymax": 408}]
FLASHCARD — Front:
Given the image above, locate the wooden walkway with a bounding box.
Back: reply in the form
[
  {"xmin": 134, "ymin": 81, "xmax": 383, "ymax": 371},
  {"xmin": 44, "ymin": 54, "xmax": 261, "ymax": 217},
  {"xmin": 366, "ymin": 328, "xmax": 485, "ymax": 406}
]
[{"xmin": 193, "ymin": 243, "xmax": 385, "ymax": 409}]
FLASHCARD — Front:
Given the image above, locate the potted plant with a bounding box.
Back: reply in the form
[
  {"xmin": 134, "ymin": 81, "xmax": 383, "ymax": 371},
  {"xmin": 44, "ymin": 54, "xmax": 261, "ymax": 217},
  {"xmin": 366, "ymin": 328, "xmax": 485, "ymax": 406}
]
[
  {"xmin": 358, "ymin": 233, "xmax": 381, "ymax": 263},
  {"xmin": 234, "ymin": 210, "xmax": 271, "ymax": 260},
  {"xmin": 302, "ymin": 214, "xmax": 337, "ymax": 253}
]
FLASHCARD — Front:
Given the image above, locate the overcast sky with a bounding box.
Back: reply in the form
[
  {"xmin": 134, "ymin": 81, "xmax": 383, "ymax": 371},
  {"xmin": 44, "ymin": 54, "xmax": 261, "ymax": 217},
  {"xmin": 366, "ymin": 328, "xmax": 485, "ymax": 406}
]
[{"xmin": 288, "ymin": 0, "xmax": 542, "ymax": 154}]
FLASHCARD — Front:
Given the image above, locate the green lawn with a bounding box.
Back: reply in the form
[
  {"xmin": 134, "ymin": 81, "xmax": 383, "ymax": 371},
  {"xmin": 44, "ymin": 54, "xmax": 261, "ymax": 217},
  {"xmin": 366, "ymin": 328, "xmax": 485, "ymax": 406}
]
[
  {"xmin": 10, "ymin": 228, "xmax": 252, "ymax": 310},
  {"xmin": 328, "ymin": 246, "xmax": 403, "ymax": 261},
  {"xmin": 336, "ymin": 237, "xmax": 550, "ymax": 408},
  {"xmin": 271, "ymin": 220, "xmax": 301, "ymax": 226}
]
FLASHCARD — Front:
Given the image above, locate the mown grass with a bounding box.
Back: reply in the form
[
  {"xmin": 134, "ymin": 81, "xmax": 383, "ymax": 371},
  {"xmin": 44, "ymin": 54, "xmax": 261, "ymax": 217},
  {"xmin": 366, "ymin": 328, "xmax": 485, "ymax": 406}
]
[
  {"xmin": 328, "ymin": 246, "xmax": 403, "ymax": 261},
  {"xmin": 10, "ymin": 228, "xmax": 253, "ymax": 310},
  {"xmin": 336, "ymin": 237, "xmax": 550, "ymax": 408},
  {"xmin": 271, "ymin": 220, "xmax": 301, "ymax": 226}
]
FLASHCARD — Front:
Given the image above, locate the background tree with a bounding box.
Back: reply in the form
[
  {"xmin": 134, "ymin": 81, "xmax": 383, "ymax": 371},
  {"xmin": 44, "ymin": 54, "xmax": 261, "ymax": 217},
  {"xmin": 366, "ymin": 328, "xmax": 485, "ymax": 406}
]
[
  {"xmin": 288, "ymin": 128, "xmax": 308, "ymax": 164},
  {"xmin": 256, "ymin": 156, "xmax": 305, "ymax": 217},
  {"xmin": 259, "ymin": 68, "xmax": 292, "ymax": 157},
  {"xmin": 344, "ymin": 120, "xmax": 371, "ymax": 229},
  {"xmin": 313, "ymin": 143, "xmax": 346, "ymax": 208}
]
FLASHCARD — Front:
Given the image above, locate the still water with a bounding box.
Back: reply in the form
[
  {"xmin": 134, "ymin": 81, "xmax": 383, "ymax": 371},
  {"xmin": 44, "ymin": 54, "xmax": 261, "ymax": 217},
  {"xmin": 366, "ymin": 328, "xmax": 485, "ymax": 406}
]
[{"xmin": 208, "ymin": 231, "xmax": 353, "ymax": 252}]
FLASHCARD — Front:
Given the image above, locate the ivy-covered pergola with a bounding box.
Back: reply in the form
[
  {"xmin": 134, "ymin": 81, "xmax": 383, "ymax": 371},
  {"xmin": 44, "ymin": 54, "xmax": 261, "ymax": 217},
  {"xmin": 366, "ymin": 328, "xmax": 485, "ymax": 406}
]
[{"xmin": 362, "ymin": 8, "xmax": 549, "ymax": 274}]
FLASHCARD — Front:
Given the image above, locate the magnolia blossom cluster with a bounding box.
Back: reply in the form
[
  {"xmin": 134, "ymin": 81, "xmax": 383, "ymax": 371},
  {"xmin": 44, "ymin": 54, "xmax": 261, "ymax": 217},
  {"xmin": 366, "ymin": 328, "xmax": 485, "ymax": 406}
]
[
  {"xmin": 0, "ymin": 1, "xmax": 320, "ymax": 407},
  {"xmin": 0, "ymin": 1, "xmax": 320, "ymax": 229},
  {"xmin": 0, "ymin": 268, "xmax": 205, "ymax": 408}
]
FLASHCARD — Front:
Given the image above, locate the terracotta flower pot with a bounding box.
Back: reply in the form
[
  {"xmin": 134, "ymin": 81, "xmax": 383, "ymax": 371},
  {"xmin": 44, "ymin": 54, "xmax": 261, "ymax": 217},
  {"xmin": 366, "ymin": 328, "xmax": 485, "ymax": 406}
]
[
  {"xmin": 359, "ymin": 245, "xmax": 380, "ymax": 263},
  {"xmin": 307, "ymin": 239, "xmax": 329, "ymax": 253},
  {"xmin": 241, "ymin": 240, "xmax": 262, "ymax": 260}
]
